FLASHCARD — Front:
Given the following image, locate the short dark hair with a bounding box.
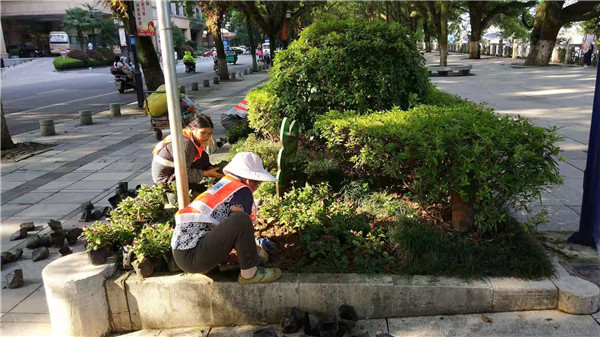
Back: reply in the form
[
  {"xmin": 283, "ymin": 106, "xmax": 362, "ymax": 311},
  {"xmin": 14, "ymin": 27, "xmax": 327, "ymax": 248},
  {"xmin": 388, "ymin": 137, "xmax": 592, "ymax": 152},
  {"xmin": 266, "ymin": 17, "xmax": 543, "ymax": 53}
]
[
  {"xmin": 114, "ymin": 55, "xmax": 120, "ymax": 63},
  {"xmin": 185, "ymin": 113, "xmax": 213, "ymax": 130}
]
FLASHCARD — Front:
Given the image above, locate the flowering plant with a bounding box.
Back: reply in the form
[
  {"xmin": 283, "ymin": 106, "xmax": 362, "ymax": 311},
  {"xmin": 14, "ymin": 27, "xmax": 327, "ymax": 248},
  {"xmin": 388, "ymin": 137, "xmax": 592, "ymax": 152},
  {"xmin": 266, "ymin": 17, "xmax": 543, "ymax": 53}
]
[
  {"xmin": 130, "ymin": 222, "xmax": 174, "ymax": 262},
  {"xmin": 80, "ymin": 221, "xmax": 117, "ymax": 252}
]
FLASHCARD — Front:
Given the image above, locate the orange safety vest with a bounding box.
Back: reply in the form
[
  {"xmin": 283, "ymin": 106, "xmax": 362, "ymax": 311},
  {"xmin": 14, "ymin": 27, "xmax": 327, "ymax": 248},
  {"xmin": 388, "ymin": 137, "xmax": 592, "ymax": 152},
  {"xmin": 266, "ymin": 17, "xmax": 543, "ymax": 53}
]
[
  {"xmin": 175, "ymin": 175, "xmax": 256, "ymax": 225},
  {"xmin": 152, "ymin": 129, "xmax": 204, "ymax": 168}
]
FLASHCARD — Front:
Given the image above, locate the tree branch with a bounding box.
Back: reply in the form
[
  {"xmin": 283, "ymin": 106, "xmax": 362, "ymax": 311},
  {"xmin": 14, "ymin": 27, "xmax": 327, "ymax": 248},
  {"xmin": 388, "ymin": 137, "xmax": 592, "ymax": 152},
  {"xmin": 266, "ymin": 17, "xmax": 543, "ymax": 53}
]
[{"xmin": 561, "ymin": 1, "xmax": 600, "ymax": 24}]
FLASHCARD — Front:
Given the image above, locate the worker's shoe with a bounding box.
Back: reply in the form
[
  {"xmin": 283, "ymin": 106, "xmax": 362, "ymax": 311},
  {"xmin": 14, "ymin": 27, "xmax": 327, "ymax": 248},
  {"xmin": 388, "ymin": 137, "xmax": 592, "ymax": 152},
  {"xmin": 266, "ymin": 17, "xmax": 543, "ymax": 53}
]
[{"xmin": 238, "ymin": 267, "xmax": 281, "ymax": 284}]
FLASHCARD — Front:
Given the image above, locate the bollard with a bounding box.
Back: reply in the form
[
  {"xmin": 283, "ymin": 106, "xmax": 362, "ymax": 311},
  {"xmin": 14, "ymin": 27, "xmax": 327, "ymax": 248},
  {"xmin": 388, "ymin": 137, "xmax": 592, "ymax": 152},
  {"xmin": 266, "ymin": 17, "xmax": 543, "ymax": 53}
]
[
  {"xmin": 243, "ymin": 69, "xmax": 248, "ymax": 75},
  {"xmin": 39, "ymin": 120, "xmax": 56, "ymax": 136},
  {"xmin": 237, "ymin": 71, "xmax": 243, "ymax": 78},
  {"xmin": 213, "ymin": 76, "xmax": 219, "ymax": 85},
  {"xmin": 191, "ymin": 82, "xmax": 199, "ymax": 91},
  {"xmin": 203, "ymin": 79, "xmax": 210, "ymax": 87},
  {"xmin": 248, "ymin": 68, "xmax": 253, "ymax": 74},
  {"xmin": 230, "ymin": 73, "xmax": 236, "ymax": 80},
  {"xmin": 110, "ymin": 103, "xmax": 121, "ymax": 117},
  {"xmin": 79, "ymin": 110, "xmax": 92, "ymax": 125},
  {"xmin": 180, "ymin": 86, "xmax": 186, "ymax": 94}
]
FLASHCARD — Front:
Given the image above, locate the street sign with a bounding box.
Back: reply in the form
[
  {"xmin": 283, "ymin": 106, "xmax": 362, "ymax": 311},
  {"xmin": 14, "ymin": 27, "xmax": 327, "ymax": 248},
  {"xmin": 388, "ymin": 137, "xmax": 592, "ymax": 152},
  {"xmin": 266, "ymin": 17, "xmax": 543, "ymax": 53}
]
[
  {"xmin": 119, "ymin": 28, "xmax": 127, "ymax": 47},
  {"xmin": 60, "ymin": 50, "xmax": 67, "ymax": 56},
  {"xmin": 223, "ymin": 39, "xmax": 230, "ymax": 51},
  {"xmin": 134, "ymin": 0, "xmax": 155, "ymax": 36}
]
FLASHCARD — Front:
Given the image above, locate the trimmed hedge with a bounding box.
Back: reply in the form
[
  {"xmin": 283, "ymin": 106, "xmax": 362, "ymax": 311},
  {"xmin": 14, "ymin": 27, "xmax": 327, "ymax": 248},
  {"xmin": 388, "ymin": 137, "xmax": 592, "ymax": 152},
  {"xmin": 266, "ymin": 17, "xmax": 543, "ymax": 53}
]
[
  {"xmin": 67, "ymin": 49, "xmax": 89, "ymax": 62},
  {"xmin": 265, "ymin": 18, "xmax": 429, "ymax": 132},
  {"xmin": 246, "ymin": 85, "xmax": 281, "ymax": 137},
  {"xmin": 96, "ymin": 47, "xmax": 115, "ymax": 61},
  {"xmin": 315, "ymin": 102, "xmax": 563, "ymax": 232},
  {"xmin": 53, "ymin": 56, "xmax": 112, "ymax": 70}
]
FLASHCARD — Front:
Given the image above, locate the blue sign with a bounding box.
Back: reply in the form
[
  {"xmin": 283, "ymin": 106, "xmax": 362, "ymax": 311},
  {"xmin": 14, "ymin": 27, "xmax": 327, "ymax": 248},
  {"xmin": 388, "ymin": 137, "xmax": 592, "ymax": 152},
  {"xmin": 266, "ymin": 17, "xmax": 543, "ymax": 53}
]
[
  {"xmin": 264, "ymin": 39, "xmax": 270, "ymax": 43},
  {"xmin": 130, "ymin": 37, "xmax": 136, "ymax": 46},
  {"xmin": 223, "ymin": 39, "xmax": 230, "ymax": 51}
]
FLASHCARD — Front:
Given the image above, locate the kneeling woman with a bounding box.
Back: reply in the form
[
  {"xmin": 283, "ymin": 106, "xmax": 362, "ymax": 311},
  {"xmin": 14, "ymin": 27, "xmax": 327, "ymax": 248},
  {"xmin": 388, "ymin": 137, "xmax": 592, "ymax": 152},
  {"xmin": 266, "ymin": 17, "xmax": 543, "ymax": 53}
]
[
  {"xmin": 171, "ymin": 152, "xmax": 281, "ymax": 284},
  {"xmin": 152, "ymin": 114, "xmax": 223, "ymax": 185}
]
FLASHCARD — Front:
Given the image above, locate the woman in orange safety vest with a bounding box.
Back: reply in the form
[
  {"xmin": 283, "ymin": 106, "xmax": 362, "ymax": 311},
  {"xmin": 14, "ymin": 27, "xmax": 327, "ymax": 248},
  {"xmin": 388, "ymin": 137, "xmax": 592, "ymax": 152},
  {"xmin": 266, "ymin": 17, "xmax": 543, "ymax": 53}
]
[
  {"xmin": 151, "ymin": 114, "xmax": 223, "ymax": 185},
  {"xmin": 171, "ymin": 152, "xmax": 282, "ymax": 284}
]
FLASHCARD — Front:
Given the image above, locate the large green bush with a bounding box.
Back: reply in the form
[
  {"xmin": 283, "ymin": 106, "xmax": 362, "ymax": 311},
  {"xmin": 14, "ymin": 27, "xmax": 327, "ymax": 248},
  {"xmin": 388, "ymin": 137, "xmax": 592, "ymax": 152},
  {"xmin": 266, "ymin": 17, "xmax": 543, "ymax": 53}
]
[
  {"xmin": 53, "ymin": 56, "xmax": 86, "ymax": 70},
  {"xmin": 96, "ymin": 47, "xmax": 115, "ymax": 61},
  {"xmin": 266, "ymin": 18, "xmax": 429, "ymax": 131},
  {"xmin": 316, "ymin": 103, "xmax": 563, "ymax": 232}
]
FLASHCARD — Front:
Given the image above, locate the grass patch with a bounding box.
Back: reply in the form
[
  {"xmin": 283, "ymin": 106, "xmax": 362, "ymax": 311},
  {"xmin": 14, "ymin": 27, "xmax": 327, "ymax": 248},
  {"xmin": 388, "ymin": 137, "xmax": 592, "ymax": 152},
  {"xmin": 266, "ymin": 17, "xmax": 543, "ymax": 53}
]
[{"xmin": 390, "ymin": 219, "xmax": 554, "ymax": 279}]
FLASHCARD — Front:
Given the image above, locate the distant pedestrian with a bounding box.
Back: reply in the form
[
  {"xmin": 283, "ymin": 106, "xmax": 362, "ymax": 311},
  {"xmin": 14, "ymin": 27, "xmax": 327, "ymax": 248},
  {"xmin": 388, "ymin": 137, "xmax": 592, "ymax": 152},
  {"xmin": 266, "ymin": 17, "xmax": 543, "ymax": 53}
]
[
  {"xmin": 174, "ymin": 51, "xmax": 178, "ymax": 64},
  {"xmin": 88, "ymin": 42, "xmax": 93, "ymax": 50},
  {"xmin": 582, "ymin": 28, "xmax": 597, "ymax": 68}
]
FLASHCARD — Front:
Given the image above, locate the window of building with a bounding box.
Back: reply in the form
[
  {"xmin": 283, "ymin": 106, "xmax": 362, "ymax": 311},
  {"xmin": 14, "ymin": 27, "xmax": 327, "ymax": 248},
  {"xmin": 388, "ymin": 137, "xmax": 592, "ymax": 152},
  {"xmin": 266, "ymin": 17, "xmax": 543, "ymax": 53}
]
[{"xmin": 175, "ymin": 5, "xmax": 180, "ymax": 16}]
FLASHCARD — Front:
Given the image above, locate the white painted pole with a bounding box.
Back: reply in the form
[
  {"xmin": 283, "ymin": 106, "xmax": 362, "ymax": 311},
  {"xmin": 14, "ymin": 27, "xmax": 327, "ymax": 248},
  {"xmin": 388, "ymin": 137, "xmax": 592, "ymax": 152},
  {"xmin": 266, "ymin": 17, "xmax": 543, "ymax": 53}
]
[{"xmin": 156, "ymin": 0, "xmax": 190, "ymax": 208}]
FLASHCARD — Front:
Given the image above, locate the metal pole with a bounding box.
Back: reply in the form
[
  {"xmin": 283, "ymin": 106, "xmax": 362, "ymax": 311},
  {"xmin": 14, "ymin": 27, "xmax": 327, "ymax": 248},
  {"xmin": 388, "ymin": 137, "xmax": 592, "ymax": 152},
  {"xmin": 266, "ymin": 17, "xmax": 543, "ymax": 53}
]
[
  {"xmin": 127, "ymin": 3, "xmax": 145, "ymax": 108},
  {"xmin": 156, "ymin": 0, "xmax": 190, "ymax": 208},
  {"xmin": 567, "ymin": 61, "xmax": 600, "ymax": 251}
]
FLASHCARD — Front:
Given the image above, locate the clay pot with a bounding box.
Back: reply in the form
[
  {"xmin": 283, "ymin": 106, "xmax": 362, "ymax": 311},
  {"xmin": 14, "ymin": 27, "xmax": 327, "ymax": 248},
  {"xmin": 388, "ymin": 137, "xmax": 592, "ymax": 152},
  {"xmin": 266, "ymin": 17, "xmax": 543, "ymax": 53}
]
[{"xmin": 133, "ymin": 257, "xmax": 154, "ymax": 278}]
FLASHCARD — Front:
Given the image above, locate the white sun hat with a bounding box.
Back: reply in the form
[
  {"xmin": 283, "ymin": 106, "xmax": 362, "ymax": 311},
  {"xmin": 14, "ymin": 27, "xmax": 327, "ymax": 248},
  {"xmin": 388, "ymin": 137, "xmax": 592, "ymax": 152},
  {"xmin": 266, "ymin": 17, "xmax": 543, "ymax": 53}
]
[{"xmin": 223, "ymin": 152, "xmax": 277, "ymax": 182}]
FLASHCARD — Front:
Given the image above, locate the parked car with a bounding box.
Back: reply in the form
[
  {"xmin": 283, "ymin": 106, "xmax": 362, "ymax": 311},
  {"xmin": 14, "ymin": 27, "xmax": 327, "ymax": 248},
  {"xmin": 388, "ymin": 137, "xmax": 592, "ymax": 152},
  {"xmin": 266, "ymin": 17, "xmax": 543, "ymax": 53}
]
[
  {"xmin": 202, "ymin": 49, "xmax": 215, "ymax": 57},
  {"xmin": 7, "ymin": 45, "xmax": 44, "ymax": 58},
  {"xmin": 230, "ymin": 47, "xmax": 244, "ymax": 55},
  {"xmin": 226, "ymin": 50, "xmax": 238, "ymax": 64}
]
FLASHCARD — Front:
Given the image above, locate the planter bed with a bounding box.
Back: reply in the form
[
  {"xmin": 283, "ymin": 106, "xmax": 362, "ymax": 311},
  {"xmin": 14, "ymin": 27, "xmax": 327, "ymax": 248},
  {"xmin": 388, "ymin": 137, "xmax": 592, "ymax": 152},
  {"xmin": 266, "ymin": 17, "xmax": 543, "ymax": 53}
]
[{"xmin": 41, "ymin": 252, "xmax": 599, "ymax": 336}]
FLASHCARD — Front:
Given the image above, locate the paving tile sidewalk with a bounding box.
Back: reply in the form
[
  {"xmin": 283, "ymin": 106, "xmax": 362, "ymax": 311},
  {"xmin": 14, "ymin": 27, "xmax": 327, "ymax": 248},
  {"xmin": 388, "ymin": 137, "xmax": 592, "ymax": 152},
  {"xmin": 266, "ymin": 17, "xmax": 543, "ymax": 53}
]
[
  {"xmin": 0, "ymin": 70, "xmax": 270, "ymax": 336},
  {"xmin": 115, "ymin": 311, "xmax": 600, "ymax": 337}
]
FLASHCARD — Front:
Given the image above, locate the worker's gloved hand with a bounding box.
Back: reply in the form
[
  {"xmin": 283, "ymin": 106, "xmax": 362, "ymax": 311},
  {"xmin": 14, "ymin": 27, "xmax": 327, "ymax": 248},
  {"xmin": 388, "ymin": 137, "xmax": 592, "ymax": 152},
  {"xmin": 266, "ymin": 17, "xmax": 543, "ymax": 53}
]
[{"xmin": 256, "ymin": 238, "xmax": 276, "ymax": 250}]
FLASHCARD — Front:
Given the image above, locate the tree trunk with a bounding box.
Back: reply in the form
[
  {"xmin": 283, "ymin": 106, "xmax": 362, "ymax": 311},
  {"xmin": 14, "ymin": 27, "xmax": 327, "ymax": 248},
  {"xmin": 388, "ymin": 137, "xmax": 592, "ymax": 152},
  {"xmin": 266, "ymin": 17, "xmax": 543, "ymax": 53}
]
[
  {"xmin": 424, "ymin": 16, "xmax": 431, "ymax": 53},
  {"xmin": 468, "ymin": 5, "xmax": 483, "ymax": 59},
  {"xmin": 247, "ymin": 20, "xmax": 258, "ymax": 72},
  {"xmin": 268, "ymin": 32, "xmax": 277, "ymax": 65},
  {"xmin": 214, "ymin": 29, "xmax": 229, "ymax": 81},
  {"xmin": 524, "ymin": 1, "xmax": 564, "ymax": 66},
  {"xmin": 439, "ymin": 2, "xmax": 449, "ymax": 66},
  {"xmin": 78, "ymin": 29, "xmax": 85, "ymax": 50},
  {"xmin": 136, "ymin": 36, "xmax": 164, "ymax": 91},
  {"xmin": 1, "ymin": 101, "xmax": 15, "ymax": 150}
]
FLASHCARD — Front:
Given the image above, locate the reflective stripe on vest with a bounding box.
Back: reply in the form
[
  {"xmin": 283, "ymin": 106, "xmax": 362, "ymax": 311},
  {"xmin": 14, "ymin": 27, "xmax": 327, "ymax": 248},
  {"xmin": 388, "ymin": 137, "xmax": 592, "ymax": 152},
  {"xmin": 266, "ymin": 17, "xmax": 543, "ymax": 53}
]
[
  {"xmin": 152, "ymin": 129, "xmax": 204, "ymax": 168},
  {"xmin": 235, "ymin": 99, "xmax": 248, "ymax": 111},
  {"xmin": 175, "ymin": 175, "xmax": 252, "ymax": 225}
]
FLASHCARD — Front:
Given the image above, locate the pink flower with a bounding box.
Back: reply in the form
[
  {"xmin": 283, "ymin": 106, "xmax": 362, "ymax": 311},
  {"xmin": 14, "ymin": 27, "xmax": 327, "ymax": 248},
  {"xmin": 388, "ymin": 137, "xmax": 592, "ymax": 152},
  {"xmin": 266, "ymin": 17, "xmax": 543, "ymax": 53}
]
[
  {"xmin": 370, "ymin": 223, "xmax": 374, "ymax": 227},
  {"xmin": 93, "ymin": 230, "xmax": 97, "ymax": 233},
  {"xmin": 358, "ymin": 245, "xmax": 363, "ymax": 249},
  {"xmin": 83, "ymin": 226, "xmax": 87, "ymax": 229},
  {"xmin": 361, "ymin": 252, "xmax": 365, "ymax": 256}
]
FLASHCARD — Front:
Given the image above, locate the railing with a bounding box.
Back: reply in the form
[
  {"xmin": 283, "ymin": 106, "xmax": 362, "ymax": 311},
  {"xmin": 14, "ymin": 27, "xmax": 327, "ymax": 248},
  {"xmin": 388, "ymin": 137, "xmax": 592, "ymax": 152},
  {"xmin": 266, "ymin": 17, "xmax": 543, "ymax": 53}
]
[{"xmin": 2, "ymin": 57, "xmax": 36, "ymax": 67}]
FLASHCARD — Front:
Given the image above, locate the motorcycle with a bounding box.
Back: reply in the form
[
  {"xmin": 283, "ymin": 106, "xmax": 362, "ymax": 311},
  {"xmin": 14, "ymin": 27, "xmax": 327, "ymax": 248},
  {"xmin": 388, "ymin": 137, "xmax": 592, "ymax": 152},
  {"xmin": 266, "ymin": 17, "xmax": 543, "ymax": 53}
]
[
  {"xmin": 184, "ymin": 61, "xmax": 196, "ymax": 73},
  {"xmin": 111, "ymin": 67, "xmax": 135, "ymax": 94}
]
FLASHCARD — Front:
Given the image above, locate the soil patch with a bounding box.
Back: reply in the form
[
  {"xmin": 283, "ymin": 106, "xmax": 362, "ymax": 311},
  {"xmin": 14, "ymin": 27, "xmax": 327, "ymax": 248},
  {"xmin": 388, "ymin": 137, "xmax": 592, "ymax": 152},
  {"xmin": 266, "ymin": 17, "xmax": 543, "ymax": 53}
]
[{"xmin": 1, "ymin": 142, "xmax": 53, "ymax": 161}]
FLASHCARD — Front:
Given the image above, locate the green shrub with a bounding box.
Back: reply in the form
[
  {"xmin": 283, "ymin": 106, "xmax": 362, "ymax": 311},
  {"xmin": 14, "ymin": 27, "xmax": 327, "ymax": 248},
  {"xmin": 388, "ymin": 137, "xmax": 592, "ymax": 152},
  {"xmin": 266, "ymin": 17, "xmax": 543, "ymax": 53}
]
[
  {"xmin": 53, "ymin": 56, "xmax": 86, "ymax": 70},
  {"xmin": 88, "ymin": 58, "xmax": 112, "ymax": 67},
  {"xmin": 186, "ymin": 40, "xmax": 198, "ymax": 50},
  {"xmin": 8, "ymin": 48, "xmax": 19, "ymax": 56},
  {"xmin": 246, "ymin": 85, "xmax": 280, "ymax": 137},
  {"xmin": 227, "ymin": 134, "xmax": 280, "ymax": 174},
  {"xmin": 316, "ymin": 103, "xmax": 563, "ymax": 232},
  {"xmin": 427, "ymin": 86, "xmax": 470, "ymax": 107},
  {"xmin": 96, "ymin": 47, "xmax": 115, "ymax": 61},
  {"xmin": 267, "ymin": 18, "xmax": 429, "ymax": 131},
  {"xmin": 67, "ymin": 49, "xmax": 89, "ymax": 62},
  {"xmin": 225, "ymin": 119, "xmax": 254, "ymax": 144},
  {"xmin": 558, "ymin": 48, "xmax": 566, "ymax": 63}
]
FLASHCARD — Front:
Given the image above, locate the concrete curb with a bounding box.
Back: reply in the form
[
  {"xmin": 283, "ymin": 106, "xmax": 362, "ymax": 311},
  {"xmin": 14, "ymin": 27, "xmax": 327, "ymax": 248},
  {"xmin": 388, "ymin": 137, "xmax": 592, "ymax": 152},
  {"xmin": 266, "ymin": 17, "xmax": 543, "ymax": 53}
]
[
  {"xmin": 41, "ymin": 253, "xmax": 600, "ymax": 336},
  {"xmin": 552, "ymin": 262, "xmax": 600, "ymax": 314}
]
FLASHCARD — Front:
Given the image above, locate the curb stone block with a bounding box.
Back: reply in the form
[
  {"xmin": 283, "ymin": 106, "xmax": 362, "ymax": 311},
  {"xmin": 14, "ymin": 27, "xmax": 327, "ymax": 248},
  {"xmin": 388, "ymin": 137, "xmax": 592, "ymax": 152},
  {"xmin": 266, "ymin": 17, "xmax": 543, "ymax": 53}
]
[
  {"xmin": 106, "ymin": 271, "xmax": 133, "ymax": 332},
  {"xmin": 42, "ymin": 252, "xmax": 116, "ymax": 337},
  {"xmin": 392, "ymin": 275, "xmax": 493, "ymax": 317},
  {"xmin": 297, "ymin": 273, "xmax": 393, "ymax": 319},
  {"xmin": 211, "ymin": 273, "xmax": 299, "ymax": 325},
  {"xmin": 552, "ymin": 262, "xmax": 600, "ymax": 314},
  {"xmin": 490, "ymin": 278, "xmax": 557, "ymax": 312},
  {"xmin": 125, "ymin": 273, "xmax": 213, "ymax": 329}
]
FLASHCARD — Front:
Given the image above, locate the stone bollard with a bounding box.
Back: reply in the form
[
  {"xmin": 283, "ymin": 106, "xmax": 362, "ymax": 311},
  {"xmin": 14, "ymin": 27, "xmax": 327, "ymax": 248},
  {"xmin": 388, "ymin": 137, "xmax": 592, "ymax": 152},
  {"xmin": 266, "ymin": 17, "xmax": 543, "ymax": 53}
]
[
  {"xmin": 243, "ymin": 69, "xmax": 248, "ymax": 75},
  {"xmin": 230, "ymin": 73, "xmax": 236, "ymax": 80},
  {"xmin": 79, "ymin": 110, "xmax": 92, "ymax": 125},
  {"xmin": 237, "ymin": 71, "xmax": 243, "ymax": 78},
  {"xmin": 191, "ymin": 82, "xmax": 199, "ymax": 91},
  {"xmin": 213, "ymin": 76, "xmax": 219, "ymax": 85},
  {"xmin": 180, "ymin": 86, "xmax": 186, "ymax": 94},
  {"xmin": 248, "ymin": 68, "xmax": 253, "ymax": 74},
  {"xmin": 110, "ymin": 103, "xmax": 121, "ymax": 117},
  {"xmin": 39, "ymin": 119, "xmax": 56, "ymax": 136},
  {"xmin": 203, "ymin": 79, "xmax": 210, "ymax": 87}
]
